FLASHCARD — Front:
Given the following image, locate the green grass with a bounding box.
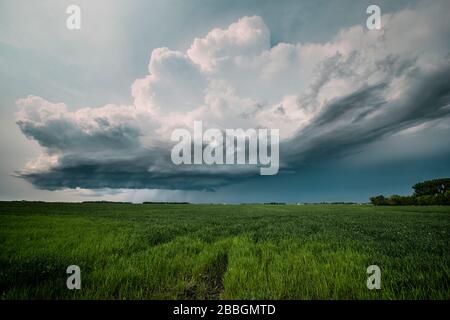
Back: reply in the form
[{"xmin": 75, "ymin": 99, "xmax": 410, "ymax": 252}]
[{"xmin": 0, "ymin": 202, "xmax": 449, "ymax": 299}]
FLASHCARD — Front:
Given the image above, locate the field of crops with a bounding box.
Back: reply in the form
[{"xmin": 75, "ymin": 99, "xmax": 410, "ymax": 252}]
[{"xmin": 0, "ymin": 202, "xmax": 449, "ymax": 299}]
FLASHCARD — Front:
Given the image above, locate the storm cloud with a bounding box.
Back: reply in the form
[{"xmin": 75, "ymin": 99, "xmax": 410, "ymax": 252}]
[{"xmin": 15, "ymin": 1, "xmax": 450, "ymax": 191}]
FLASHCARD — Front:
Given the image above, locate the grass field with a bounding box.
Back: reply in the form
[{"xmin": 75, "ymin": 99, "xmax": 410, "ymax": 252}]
[{"xmin": 0, "ymin": 202, "xmax": 449, "ymax": 299}]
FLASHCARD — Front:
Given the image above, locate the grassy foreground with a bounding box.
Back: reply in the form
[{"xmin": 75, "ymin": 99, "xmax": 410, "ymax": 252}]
[{"xmin": 0, "ymin": 202, "xmax": 449, "ymax": 299}]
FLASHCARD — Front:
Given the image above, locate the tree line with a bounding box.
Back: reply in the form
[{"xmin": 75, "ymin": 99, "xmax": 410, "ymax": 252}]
[{"xmin": 370, "ymin": 178, "xmax": 450, "ymax": 205}]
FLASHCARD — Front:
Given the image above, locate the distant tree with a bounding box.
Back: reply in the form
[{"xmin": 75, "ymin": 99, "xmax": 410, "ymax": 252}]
[
  {"xmin": 413, "ymin": 178, "xmax": 450, "ymax": 196},
  {"xmin": 415, "ymin": 195, "xmax": 435, "ymax": 206},
  {"xmin": 387, "ymin": 195, "xmax": 403, "ymax": 205},
  {"xmin": 445, "ymin": 191, "xmax": 450, "ymax": 205},
  {"xmin": 370, "ymin": 195, "xmax": 388, "ymax": 206},
  {"xmin": 392, "ymin": 195, "xmax": 414, "ymax": 205},
  {"xmin": 434, "ymin": 191, "xmax": 450, "ymax": 205},
  {"xmin": 370, "ymin": 178, "xmax": 450, "ymax": 206},
  {"xmin": 402, "ymin": 195, "xmax": 417, "ymax": 205}
]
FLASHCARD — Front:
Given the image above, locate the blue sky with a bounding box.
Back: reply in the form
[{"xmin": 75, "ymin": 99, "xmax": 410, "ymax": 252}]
[{"xmin": 1, "ymin": 0, "xmax": 449, "ymax": 203}]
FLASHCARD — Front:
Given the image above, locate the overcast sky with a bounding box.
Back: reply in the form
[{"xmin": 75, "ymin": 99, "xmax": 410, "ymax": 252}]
[{"xmin": 1, "ymin": 0, "xmax": 449, "ymax": 203}]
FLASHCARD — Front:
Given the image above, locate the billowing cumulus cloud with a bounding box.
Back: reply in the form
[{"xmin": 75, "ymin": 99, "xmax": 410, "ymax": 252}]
[
  {"xmin": 16, "ymin": 96, "xmax": 142, "ymax": 152},
  {"xmin": 187, "ymin": 16, "xmax": 271, "ymax": 71},
  {"xmin": 15, "ymin": 1, "xmax": 450, "ymax": 191}
]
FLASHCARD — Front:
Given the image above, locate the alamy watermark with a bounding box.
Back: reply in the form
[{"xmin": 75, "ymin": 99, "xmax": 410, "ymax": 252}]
[
  {"xmin": 65, "ymin": 4, "xmax": 380, "ymax": 31},
  {"xmin": 66, "ymin": 5, "xmax": 81, "ymax": 30},
  {"xmin": 66, "ymin": 265, "xmax": 81, "ymax": 289},
  {"xmin": 171, "ymin": 121, "xmax": 279, "ymax": 175},
  {"xmin": 63, "ymin": 264, "xmax": 380, "ymax": 291},
  {"xmin": 366, "ymin": 5, "xmax": 382, "ymax": 30},
  {"xmin": 367, "ymin": 265, "xmax": 381, "ymax": 290}
]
